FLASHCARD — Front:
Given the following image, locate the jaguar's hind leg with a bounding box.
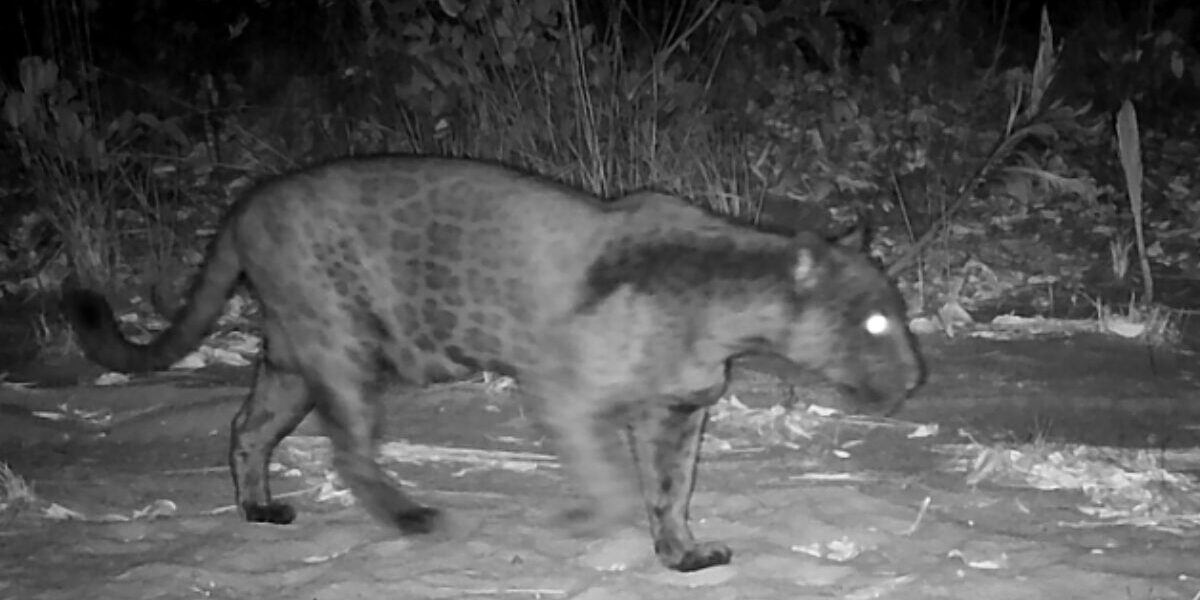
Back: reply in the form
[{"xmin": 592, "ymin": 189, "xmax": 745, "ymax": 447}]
[
  {"xmin": 628, "ymin": 387, "xmax": 732, "ymax": 572},
  {"xmin": 231, "ymin": 360, "xmax": 315, "ymax": 525},
  {"xmin": 310, "ymin": 364, "xmax": 441, "ymax": 534}
]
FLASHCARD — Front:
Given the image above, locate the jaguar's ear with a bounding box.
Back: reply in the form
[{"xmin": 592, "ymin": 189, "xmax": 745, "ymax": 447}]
[
  {"xmin": 790, "ymin": 231, "xmax": 830, "ymax": 289},
  {"xmin": 831, "ymin": 222, "xmax": 870, "ymax": 253}
]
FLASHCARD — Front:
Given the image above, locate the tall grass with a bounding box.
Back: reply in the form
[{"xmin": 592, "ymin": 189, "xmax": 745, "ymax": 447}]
[
  {"xmin": 4, "ymin": 0, "xmax": 770, "ymax": 303},
  {"xmin": 3, "ymin": 56, "xmax": 189, "ymax": 295},
  {"xmin": 346, "ymin": 0, "xmax": 758, "ymax": 206}
]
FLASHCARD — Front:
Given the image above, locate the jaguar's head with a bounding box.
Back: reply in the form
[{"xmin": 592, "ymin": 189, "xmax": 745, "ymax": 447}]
[{"xmin": 776, "ymin": 230, "xmax": 925, "ymax": 416}]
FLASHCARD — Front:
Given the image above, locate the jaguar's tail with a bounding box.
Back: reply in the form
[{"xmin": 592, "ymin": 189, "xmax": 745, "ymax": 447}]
[{"xmin": 62, "ymin": 228, "xmax": 243, "ymax": 373}]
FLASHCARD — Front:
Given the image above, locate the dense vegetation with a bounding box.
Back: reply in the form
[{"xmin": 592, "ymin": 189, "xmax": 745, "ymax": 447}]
[{"xmin": 2, "ymin": 0, "xmax": 1198, "ymax": 352}]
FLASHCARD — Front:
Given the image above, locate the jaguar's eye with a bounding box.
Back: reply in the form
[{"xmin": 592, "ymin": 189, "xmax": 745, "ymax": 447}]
[{"xmin": 864, "ymin": 312, "xmax": 891, "ymax": 335}]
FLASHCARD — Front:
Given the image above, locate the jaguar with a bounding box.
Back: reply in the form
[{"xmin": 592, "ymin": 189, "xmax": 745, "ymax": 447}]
[{"xmin": 62, "ymin": 155, "xmax": 925, "ymax": 572}]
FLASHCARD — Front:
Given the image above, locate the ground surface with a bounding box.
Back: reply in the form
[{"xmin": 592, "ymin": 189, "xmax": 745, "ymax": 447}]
[{"xmin": 2, "ymin": 333, "xmax": 1199, "ymax": 600}]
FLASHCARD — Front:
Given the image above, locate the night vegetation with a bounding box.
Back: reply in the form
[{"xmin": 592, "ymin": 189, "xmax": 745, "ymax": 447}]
[{"xmin": 1, "ymin": 0, "xmax": 1198, "ymax": 354}]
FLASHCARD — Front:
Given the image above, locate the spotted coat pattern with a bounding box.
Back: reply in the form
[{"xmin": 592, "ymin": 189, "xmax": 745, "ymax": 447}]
[{"xmin": 62, "ymin": 155, "xmax": 924, "ymax": 572}]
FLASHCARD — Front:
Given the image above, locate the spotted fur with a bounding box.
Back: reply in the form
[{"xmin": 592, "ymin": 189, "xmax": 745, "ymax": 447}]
[{"xmin": 62, "ymin": 155, "xmax": 924, "ymax": 572}]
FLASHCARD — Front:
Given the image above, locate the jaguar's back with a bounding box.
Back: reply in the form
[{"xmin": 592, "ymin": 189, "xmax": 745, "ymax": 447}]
[{"xmin": 232, "ymin": 157, "xmax": 627, "ymax": 384}]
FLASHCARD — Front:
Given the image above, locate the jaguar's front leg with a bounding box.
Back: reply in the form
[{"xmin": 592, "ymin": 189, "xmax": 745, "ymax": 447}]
[
  {"xmin": 539, "ymin": 389, "xmax": 640, "ymax": 535},
  {"xmin": 627, "ymin": 388, "xmax": 731, "ymax": 572}
]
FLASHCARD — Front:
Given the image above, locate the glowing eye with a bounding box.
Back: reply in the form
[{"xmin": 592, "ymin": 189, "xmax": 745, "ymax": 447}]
[{"xmin": 864, "ymin": 313, "xmax": 891, "ymax": 335}]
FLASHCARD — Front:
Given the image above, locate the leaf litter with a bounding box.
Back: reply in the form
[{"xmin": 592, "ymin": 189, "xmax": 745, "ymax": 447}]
[{"xmin": 937, "ymin": 439, "xmax": 1200, "ymax": 533}]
